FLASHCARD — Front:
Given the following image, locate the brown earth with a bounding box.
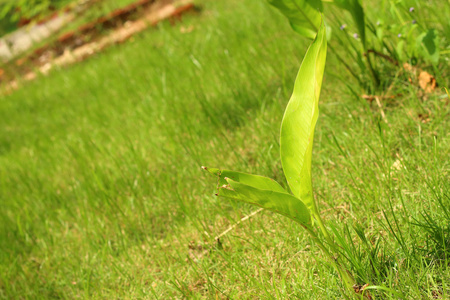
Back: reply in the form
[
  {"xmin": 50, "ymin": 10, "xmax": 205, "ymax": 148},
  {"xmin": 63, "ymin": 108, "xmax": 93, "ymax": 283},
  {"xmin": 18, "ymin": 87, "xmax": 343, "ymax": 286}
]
[{"xmin": 1, "ymin": 0, "xmax": 196, "ymax": 94}]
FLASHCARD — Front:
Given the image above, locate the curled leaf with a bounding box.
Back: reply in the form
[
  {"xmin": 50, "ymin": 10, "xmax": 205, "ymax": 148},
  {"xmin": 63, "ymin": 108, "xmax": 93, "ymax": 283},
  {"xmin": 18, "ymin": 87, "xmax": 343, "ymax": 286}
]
[
  {"xmin": 267, "ymin": 0, "xmax": 323, "ymax": 39},
  {"xmin": 203, "ymin": 168, "xmax": 311, "ymax": 225},
  {"xmin": 280, "ymin": 19, "xmax": 327, "ymax": 213}
]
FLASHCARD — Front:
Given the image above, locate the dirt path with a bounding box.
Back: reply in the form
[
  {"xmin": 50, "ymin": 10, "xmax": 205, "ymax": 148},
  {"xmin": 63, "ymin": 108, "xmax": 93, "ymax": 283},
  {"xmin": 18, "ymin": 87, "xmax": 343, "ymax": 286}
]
[{"xmin": 1, "ymin": 0, "xmax": 195, "ymax": 94}]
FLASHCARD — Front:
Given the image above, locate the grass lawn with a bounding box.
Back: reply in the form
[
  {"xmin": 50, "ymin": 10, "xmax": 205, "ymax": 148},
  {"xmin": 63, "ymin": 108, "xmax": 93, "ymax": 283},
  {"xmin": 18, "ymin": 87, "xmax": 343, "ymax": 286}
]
[{"xmin": 0, "ymin": 0, "xmax": 449, "ymax": 298}]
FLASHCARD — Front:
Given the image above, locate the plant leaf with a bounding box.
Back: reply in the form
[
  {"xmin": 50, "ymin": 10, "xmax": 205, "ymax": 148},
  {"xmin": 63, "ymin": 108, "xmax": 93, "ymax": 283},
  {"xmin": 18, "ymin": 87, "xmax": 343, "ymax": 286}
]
[
  {"xmin": 416, "ymin": 29, "xmax": 440, "ymax": 66},
  {"xmin": 267, "ymin": 0, "xmax": 323, "ymax": 39},
  {"xmin": 203, "ymin": 167, "xmax": 288, "ymax": 194},
  {"xmin": 332, "ymin": 0, "xmax": 366, "ymax": 48},
  {"xmin": 220, "ymin": 178, "xmax": 311, "ymax": 225},
  {"xmin": 280, "ymin": 19, "xmax": 327, "ymax": 213},
  {"xmin": 203, "ymin": 167, "xmax": 310, "ymax": 225}
]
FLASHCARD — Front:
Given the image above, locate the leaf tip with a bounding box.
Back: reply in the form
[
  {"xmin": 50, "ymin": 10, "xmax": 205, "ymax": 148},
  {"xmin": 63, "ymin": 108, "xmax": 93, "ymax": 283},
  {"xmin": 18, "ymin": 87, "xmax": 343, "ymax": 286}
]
[
  {"xmin": 220, "ymin": 183, "xmax": 233, "ymax": 191},
  {"xmin": 202, "ymin": 166, "xmax": 221, "ymax": 176}
]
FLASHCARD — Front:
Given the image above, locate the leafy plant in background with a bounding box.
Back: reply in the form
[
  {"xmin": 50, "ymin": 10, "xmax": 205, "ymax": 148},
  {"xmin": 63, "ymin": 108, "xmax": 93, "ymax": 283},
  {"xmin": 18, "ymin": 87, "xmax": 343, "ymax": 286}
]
[
  {"xmin": 0, "ymin": 0, "xmax": 71, "ymax": 25},
  {"xmin": 266, "ymin": 0, "xmax": 444, "ymax": 92},
  {"xmin": 204, "ymin": 20, "xmax": 364, "ymax": 298},
  {"xmin": 373, "ymin": 3, "xmax": 441, "ymax": 66}
]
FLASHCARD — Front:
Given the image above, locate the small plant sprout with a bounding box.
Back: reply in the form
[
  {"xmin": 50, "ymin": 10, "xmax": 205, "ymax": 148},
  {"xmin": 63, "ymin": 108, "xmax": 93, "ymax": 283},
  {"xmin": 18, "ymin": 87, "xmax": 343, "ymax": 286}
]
[{"xmin": 203, "ymin": 20, "xmax": 361, "ymax": 297}]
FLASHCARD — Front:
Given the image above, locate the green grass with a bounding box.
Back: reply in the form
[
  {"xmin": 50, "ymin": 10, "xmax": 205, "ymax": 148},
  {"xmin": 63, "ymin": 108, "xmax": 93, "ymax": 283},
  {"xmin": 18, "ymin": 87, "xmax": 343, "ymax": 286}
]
[{"xmin": 0, "ymin": 0, "xmax": 449, "ymax": 298}]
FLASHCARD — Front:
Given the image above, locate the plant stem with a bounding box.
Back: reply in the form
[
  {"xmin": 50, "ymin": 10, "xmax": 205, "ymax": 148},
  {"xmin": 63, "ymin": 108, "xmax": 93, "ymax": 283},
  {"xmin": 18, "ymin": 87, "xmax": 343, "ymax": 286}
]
[
  {"xmin": 365, "ymin": 51, "xmax": 380, "ymax": 90},
  {"xmin": 305, "ymin": 226, "xmax": 356, "ymax": 298}
]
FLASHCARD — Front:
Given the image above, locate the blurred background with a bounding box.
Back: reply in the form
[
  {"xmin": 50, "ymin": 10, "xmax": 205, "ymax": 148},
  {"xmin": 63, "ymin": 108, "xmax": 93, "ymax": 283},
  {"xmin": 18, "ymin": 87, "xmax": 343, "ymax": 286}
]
[{"xmin": 0, "ymin": 0, "xmax": 196, "ymax": 87}]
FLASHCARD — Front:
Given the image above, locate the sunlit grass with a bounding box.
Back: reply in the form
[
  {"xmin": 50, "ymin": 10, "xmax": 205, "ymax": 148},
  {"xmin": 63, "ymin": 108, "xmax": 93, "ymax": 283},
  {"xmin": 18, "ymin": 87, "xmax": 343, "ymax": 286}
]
[{"xmin": 0, "ymin": 0, "xmax": 448, "ymax": 298}]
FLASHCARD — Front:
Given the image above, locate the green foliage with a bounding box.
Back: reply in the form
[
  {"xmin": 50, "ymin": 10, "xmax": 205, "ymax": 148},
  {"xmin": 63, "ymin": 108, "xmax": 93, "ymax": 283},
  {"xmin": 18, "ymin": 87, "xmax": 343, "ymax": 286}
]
[
  {"xmin": 208, "ymin": 169, "xmax": 288, "ymax": 194},
  {"xmin": 205, "ymin": 20, "xmax": 327, "ymax": 229},
  {"xmin": 0, "ymin": 0, "xmax": 71, "ymax": 22},
  {"xmin": 374, "ymin": 2, "xmax": 443, "ymax": 67},
  {"xmin": 416, "ymin": 29, "xmax": 440, "ymax": 65},
  {"xmin": 267, "ymin": 0, "xmax": 323, "ymax": 39},
  {"xmin": 204, "ymin": 23, "xmax": 329, "ymax": 239},
  {"xmin": 1, "ymin": 0, "xmax": 449, "ymax": 298},
  {"xmin": 204, "ymin": 168, "xmax": 311, "ymax": 225},
  {"xmin": 0, "ymin": 16, "xmax": 16, "ymax": 36},
  {"xmin": 267, "ymin": 0, "xmax": 446, "ymax": 90},
  {"xmin": 205, "ymin": 20, "xmax": 357, "ymax": 296},
  {"xmin": 333, "ymin": 0, "xmax": 365, "ymax": 47},
  {"xmin": 280, "ymin": 18, "xmax": 326, "ymax": 213}
]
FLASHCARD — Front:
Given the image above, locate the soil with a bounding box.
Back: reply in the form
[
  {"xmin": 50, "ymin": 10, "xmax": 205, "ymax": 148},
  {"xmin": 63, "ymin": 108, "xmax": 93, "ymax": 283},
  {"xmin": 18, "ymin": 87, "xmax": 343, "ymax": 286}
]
[{"xmin": 0, "ymin": 0, "xmax": 196, "ymax": 93}]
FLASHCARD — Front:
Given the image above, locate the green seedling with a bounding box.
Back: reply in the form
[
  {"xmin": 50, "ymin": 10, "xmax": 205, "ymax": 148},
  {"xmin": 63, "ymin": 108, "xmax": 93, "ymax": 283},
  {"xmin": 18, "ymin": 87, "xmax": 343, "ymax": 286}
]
[{"xmin": 203, "ymin": 20, "xmax": 359, "ymax": 297}]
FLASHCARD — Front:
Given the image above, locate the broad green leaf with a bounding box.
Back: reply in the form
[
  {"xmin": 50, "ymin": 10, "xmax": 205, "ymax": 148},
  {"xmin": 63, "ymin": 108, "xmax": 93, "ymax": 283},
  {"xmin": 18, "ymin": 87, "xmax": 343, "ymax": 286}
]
[
  {"xmin": 202, "ymin": 167, "xmax": 288, "ymax": 194},
  {"xmin": 332, "ymin": 0, "xmax": 366, "ymax": 48},
  {"xmin": 395, "ymin": 40, "xmax": 405, "ymax": 62},
  {"xmin": 416, "ymin": 29, "xmax": 440, "ymax": 66},
  {"xmin": 280, "ymin": 19, "xmax": 327, "ymax": 212},
  {"xmin": 203, "ymin": 167, "xmax": 310, "ymax": 225},
  {"xmin": 267, "ymin": 0, "xmax": 323, "ymax": 39},
  {"xmin": 220, "ymin": 178, "xmax": 311, "ymax": 225}
]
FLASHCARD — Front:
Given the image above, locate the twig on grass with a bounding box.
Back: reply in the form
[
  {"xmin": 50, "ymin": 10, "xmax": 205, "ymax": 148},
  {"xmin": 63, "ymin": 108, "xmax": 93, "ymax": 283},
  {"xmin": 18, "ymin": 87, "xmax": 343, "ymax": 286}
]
[
  {"xmin": 366, "ymin": 49, "xmax": 398, "ymax": 65},
  {"xmin": 375, "ymin": 96, "xmax": 389, "ymax": 124},
  {"xmin": 194, "ymin": 208, "xmax": 264, "ymax": 260},
  {"xmin": 362, "ymin": 94, "xmax": 395, "ymax": 124},
  {"xmin": 361, "ymin": 93, "xmax": 402, "ymax": 102},
  {"xmin": 214, "ymin": 208, "xmax": 264, "ymax": 242}
]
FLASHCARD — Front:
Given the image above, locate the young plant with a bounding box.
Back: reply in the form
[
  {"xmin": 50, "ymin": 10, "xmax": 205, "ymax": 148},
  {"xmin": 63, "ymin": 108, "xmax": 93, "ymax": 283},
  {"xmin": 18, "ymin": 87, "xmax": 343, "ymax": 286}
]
[{"xmin": 203, "ymin": 20, "xmax": 358, "ymax": 297}]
